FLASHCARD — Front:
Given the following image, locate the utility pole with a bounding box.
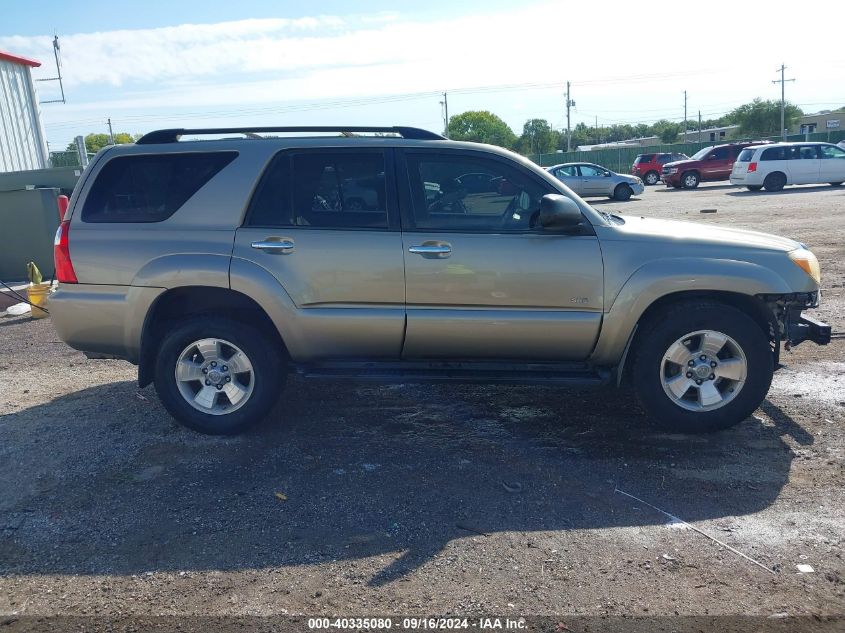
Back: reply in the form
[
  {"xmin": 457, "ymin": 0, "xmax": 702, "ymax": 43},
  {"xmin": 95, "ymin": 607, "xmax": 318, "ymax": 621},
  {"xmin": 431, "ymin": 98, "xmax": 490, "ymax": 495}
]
[
  {"xmin": 565, "ymin": 81, "xmax": 574, "ymax": 152},
  {"xmin": 772, "ymin": 64, "xmax": 795, "ymax": 140},
  {"xmin": 107, "ymin": 118, "xmax": 115, "ymax": 145},
  {"xmin": 440, "ymin": 92, "xmax": 449, "ymax": 138},
  {"xmin": 683, "ymin": 90, "xmax": 688, "ymax": 142},
  {"xmin": 698, "ymin": 110, "xmax": 702, "ymax": 144}
]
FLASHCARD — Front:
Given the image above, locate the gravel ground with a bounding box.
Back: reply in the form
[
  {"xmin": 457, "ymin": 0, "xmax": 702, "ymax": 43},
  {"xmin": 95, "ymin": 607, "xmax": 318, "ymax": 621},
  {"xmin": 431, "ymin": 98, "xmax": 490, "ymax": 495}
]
[{"xmin": 1, "ymin": 182, "xmax": 844, "ymax": 629}]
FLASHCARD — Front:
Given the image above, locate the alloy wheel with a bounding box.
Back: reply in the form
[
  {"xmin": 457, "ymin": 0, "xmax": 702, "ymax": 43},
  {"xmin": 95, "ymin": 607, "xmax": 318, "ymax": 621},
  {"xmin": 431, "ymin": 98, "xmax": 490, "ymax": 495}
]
[
  {"xmin": 174, "ymin": 338, "xmax": 255, "ymax": 415},
  {"xmin": 659, "ymin": 329, "xmax": 747, "ymax": 412}
]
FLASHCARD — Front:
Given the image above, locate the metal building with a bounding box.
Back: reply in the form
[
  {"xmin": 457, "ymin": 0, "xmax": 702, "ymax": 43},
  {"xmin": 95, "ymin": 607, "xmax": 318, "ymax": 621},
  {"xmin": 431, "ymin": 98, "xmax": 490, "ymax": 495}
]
[{"xmin": 0, "ymin": 50, "xmax": 50, "ymax": 173}]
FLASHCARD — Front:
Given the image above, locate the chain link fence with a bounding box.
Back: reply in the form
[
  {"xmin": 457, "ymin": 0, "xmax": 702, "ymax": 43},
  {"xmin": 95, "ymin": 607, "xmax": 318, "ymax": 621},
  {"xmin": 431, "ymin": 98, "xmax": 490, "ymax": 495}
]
[{"xmin": 530, "ymin": 130, "xmax": 845, "ymax": 173}]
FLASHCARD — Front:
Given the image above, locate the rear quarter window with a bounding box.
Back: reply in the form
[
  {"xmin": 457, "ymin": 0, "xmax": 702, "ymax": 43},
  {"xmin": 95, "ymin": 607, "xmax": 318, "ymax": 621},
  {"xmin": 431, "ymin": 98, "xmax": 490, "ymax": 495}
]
[
  {"xmin": 635, "ymin": 155, "xmax": 654, "ymax": 163},
  {"xmin": 737, "ymin": 149, "xmax": 755, "ymax": 162},
  {"xmin": 81, "ymin": 152, "xmax": 237, "ymax": 223}
]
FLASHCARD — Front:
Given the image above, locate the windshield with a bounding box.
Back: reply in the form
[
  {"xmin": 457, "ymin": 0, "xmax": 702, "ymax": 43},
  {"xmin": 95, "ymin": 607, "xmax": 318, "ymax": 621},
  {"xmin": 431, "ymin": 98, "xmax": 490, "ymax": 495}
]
[{"xmin": 691, "ymin": 147, "xmax": 712, "ymax": 160}]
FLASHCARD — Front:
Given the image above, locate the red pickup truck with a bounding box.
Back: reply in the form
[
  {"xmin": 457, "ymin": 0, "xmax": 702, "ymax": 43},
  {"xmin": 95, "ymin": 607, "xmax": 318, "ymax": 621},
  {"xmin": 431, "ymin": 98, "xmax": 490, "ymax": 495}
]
[{"xmin": 661, "ymin": 142, "xmax": 771, "ymax": 188}]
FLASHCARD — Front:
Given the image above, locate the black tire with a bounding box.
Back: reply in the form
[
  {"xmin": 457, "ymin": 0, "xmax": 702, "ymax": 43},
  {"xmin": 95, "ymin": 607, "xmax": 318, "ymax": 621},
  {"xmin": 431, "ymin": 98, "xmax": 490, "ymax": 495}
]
[
  {"xmin": 613, "ymin": 183, "xmax": 633, "ymax": 201},
  {"xmin": 747, "ymin": 185, "xmax": 763, "ymax": 191},
  {"xmin": 153, "ymin": 316, "xmax": 284, "ymax": 435},
  {"xmin": 681, "ymin": 171, "xmax": 700, "ymax": 189},
  {"xmin": 763, "ymin": 172, "xmax": 786, "ymax": 192},
  {"xmin": 829, "ymin": 182, "xmax": 843, "ymax": 187},
  {"xmin": 644, "ymin": 171, "xmax": 660, "ymax": 186},
  {"xmin": 631, "ymin": 302, "xmax": 773, "ymax": 434}
]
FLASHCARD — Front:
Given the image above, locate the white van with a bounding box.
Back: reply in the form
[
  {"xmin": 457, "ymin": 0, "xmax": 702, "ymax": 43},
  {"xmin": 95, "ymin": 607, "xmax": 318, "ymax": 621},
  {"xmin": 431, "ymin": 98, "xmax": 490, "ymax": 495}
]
[{"xmin": 730, "ymin": 142, "xmax": 845, "ymax": 191}]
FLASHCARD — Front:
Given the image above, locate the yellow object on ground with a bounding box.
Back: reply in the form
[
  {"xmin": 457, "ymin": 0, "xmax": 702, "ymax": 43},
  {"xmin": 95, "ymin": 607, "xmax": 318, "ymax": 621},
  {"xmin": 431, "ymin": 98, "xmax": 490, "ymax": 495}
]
[{"xmin": 27, "ymin": 282, "xmax": 50, "ymax": 319}]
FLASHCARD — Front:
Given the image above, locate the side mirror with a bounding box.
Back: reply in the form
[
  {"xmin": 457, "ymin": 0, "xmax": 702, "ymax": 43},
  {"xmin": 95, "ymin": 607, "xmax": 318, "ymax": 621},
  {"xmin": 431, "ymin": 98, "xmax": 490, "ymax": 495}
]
[{"xmin": 538, "ymin": 194, "xmax": 583, "ymax": 231}]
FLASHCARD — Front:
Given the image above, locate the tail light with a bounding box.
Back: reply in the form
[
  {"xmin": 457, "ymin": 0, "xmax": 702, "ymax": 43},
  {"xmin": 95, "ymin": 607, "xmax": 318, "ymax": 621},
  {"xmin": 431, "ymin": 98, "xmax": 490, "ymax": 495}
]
[
  {"xmin": 748, "ymin": 162, "xmax": 757, "ymax": 173},
  {"xmin": 54, "ymin": 220, "xmax": 78, "ymax": 283},
  {"xmin": 57, "ymin": 194, "xmax": 69, "ymax": 221}
]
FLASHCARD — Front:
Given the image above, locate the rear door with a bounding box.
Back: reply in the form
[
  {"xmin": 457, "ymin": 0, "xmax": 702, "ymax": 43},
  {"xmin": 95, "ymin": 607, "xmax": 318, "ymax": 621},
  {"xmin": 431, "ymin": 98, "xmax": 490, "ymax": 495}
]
[
  {"xmin": 552, "ymin": 164, "xmax": 581, "ymax": 194},
  {"xmin": 787, "ymin": 145, "xmax": 821, "ymax": 184},
  {"xmin": 398, "ymin": 149, "xmax": 604, "ymax": 360},
  {"xmin": 232, "ymin": 148, "xmax": 406, "ymax": 361},
  {"xmin": 579, "ymin": 164, "xmax": 613, "ymax": 195},
  {"xmin": 819, "ymin": 144, "xmax": 845, "ymax": 182}
]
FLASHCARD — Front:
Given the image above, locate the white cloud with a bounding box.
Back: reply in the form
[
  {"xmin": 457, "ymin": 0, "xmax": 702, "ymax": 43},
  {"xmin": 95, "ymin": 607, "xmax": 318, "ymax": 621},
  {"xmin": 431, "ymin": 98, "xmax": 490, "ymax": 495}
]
[{"xmin": 3, "ymin": 1, "xmax": 843, "ymax": 145}]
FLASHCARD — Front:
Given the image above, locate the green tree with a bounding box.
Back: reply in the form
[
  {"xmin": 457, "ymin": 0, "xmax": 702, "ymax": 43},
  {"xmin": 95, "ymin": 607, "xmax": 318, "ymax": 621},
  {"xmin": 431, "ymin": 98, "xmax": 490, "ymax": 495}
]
[
  {"xmin": 651, "ymin": 119, "xmax": 681, "ymax": 144},
  {"xmin": 516, "ymin": 118, "xmax": 557, "ymax": 155},
  {"xmin": 447, "ymin": 111, "xmax": 516, "ymax": 148},
  {"xmin": 66, "ymin": 132, "xmax": 138, "ymax": 153},
  {"xmin": 727, "ymin": 98, "xmax": 803, "ymax": 137}
]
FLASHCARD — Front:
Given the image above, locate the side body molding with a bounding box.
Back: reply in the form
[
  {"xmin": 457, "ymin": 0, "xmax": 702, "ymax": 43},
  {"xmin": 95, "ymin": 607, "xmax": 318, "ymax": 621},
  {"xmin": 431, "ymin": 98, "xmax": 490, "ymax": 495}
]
[{"xmin": 590, "ymin": 257, "xmax": 793, "ymax": 365}]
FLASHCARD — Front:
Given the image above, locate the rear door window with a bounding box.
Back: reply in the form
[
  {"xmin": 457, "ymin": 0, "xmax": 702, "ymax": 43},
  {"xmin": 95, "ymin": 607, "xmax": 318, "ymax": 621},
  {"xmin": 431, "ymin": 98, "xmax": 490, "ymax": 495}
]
[
  {"xmin": 247, "ymin": 150, "xmax": 390, "ymax": 229},
  {"xmin": 82, "ymin": 152, "xmax": 237, "ymax": 222}
]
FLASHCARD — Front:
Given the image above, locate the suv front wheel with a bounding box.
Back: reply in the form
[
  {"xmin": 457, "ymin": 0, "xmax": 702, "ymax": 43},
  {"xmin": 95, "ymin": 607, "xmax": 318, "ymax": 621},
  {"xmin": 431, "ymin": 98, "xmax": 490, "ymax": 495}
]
[
  {"xmin": 631, "ymin": 302, "xmax": 773, "ymax": 433},
  {"xmin": 681, "ymin": 171, "xmax": 700, "ymax": 189},
  {"xmin": 153, "ymin": 316, "xmax": 284, "ymax": 435}
]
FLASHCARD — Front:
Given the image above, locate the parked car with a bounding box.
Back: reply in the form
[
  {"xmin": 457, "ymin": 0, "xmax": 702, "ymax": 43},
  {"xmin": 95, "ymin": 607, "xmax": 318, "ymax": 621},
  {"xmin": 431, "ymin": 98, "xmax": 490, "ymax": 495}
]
[
  {"xmin": 661, "ymin": 142, "xmax": 771, "ymax": 189},
  {"xmin": 731, "ymin": 142, "xmax": 845, "ymax": 191},
  {"xmin": 631, "ymin": 152, "xmax": 688, "ymax": 185},
  {"xmin": 50, "ymin": 125, "xmax": 829, "ymax": 436},
  {"xmin": 546, "ymin": 162, "xmax": 644, "ymax": 201}
]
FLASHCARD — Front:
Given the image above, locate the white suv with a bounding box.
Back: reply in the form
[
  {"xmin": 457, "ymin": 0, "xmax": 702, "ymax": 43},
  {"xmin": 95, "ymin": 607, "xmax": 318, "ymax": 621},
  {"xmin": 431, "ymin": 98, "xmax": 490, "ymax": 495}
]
[{"xmin": 731, "ymin": 142, "xmax": 845, "ymax": 191}]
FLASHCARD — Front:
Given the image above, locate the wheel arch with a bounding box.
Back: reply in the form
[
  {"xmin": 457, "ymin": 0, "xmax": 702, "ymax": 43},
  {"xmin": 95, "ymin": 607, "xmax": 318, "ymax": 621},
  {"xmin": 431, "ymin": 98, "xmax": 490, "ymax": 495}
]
[
  {"xmin": 616, "ymin": 290, "xmax": 779, "ymax": 386},
  {"xmin": 764, "ymin": 170, "xmax": 789, "ymax": 185},
  {"xmin": 138, "ymin": 286, "xmax": 287, "ymax": 387}
]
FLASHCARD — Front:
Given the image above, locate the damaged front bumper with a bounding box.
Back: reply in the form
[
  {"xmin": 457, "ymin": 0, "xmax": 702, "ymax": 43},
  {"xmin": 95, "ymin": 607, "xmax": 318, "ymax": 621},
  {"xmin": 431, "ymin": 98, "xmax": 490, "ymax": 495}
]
[
  {"xmin": 760, "ymin": 292, "xmax": 831, "ymax": 351},
  {"xmin": 786, "ymin": 313, "xmax": 831, "ymax": 347}
]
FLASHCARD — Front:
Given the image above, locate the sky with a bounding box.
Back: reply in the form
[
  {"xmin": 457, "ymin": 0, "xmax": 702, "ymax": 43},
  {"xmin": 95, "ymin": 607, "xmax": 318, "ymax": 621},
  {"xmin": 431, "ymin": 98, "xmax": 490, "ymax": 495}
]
[{"xmin": 2, "ymin": 0, "xmax": 844, "ymax": 149}]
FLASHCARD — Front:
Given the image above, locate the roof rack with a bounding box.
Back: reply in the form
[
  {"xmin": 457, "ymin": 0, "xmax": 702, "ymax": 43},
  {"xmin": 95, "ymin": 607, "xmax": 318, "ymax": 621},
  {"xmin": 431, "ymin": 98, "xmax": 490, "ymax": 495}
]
[{"xmin": 136, "ymin": 126, "xmax": 445, "ymax": 144}]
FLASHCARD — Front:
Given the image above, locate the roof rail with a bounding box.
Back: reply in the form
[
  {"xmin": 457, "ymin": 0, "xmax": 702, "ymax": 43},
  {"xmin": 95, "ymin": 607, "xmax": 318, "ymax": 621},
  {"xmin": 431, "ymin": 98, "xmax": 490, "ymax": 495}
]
[{"xmin": 136, "ymin": 126, "xmax": 445, "ymax": 144}]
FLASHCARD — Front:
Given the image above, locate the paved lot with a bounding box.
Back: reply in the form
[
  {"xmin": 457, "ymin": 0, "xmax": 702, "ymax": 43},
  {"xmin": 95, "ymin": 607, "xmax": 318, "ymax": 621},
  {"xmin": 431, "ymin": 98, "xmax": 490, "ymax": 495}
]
[{"xmin": 1, "ymin": 182, "xmax": 843, "ymax": 625}]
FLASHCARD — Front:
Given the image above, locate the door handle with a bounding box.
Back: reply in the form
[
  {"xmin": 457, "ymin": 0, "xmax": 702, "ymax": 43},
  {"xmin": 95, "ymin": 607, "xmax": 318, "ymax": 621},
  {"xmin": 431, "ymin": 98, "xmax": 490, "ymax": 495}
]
[
  {"xmin": 251, "ymin": 239, "xmax": 294, "ymax": 254},
  {"xmin": 408, "ymin": 244, "xmax": 451, "ymax": 258}
]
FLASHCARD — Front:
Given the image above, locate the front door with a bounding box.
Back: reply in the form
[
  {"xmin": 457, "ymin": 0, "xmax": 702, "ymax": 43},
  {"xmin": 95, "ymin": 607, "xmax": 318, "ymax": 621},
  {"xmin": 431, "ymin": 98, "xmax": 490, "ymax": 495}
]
[
  {"xmin": 702, "ymin": 146, "xmax": 732, "ymax": 180},
  {"xmin": 819, "ymin": 144, "xmax": 845, "ymax": 182},
  {"xmin": 233, "ymin": 148, "xmax": 406, "ymax": 361},
  {"xmin": 398, "ymin": 149, "xmax": 604, "ymax": 360}
]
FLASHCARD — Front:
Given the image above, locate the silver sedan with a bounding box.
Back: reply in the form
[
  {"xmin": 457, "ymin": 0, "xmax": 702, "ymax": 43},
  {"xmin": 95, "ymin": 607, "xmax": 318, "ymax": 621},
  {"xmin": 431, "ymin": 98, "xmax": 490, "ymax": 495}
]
[{"xmin": 546, "ymin": 162, "xmax": 644, "ymax": 201}]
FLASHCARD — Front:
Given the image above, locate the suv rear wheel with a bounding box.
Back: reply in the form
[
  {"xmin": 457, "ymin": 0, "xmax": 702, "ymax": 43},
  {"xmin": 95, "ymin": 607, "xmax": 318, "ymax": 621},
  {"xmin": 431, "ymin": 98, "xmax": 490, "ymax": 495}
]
[
  {"xmin": 644, "ymin": 171, "xmax": 660, "ymax": 185},
  {"xmin": 153, "ymin": 316, "xmax": 284, "ymax": 435},
  {"xmin": 631, "ymin": 302, "xmax": 773, "ymax": 433}
]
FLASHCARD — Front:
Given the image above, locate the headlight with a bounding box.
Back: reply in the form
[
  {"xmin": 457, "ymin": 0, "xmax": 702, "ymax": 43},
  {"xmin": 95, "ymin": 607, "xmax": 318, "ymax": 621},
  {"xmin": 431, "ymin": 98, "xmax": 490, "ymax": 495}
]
[{"xmin": 789, "ymin": 248, "xmax": 821, "ymax": 284}]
